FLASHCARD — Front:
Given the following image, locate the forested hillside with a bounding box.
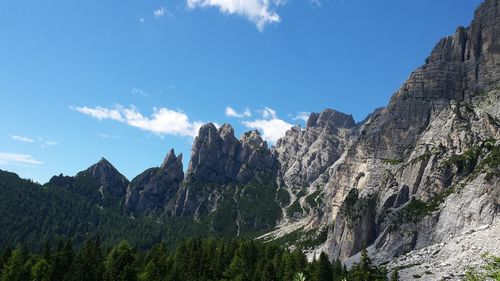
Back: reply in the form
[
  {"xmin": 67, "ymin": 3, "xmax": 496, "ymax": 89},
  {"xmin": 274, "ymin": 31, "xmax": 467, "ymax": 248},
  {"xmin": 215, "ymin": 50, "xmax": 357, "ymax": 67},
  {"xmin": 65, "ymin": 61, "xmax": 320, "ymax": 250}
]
[
  {"xmin": 0, "ymin": 170, "xmax": 207, "ymax": 250},
  {"xmin": 0, "ymin": 237, "xmax": 390, "ymax": 281}
]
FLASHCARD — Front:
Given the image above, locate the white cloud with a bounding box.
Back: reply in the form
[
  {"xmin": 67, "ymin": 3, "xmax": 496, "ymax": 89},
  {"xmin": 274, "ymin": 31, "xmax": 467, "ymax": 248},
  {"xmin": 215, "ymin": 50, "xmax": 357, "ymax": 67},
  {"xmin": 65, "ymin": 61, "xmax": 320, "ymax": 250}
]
[
  {"xmin": 72, "ymin": 105, "xmax": 204, "ymax": 138},
  {"xmin": 293, "ymin": 111, "xmax": 310, "ymax": 122},
  {"xmin": 138, "ymin": 17, "xmax": 145, "ymax": 23},
  {"xmin": 186, "ymin": 0, "xmax": 282, "ymax": 31},
  {"xmin": 42, "ymin": 140, "xmax": 59, "ymax": 148},
  {"xmin": 259, "ymin": 107, "xmax": 277, "ymax": 119},
  {"xmin": 154, "ymin": 7, "xmax": 172, "ymax": 18},
  {"xmin": 132, "ymin": 88, "xmax": 149, "ymax": 96},
  {"xmin": 97, "ymin": 133, "xmax": 120, "ymax": 139},
  {"xmin": 242, "ymin": 107, "xmax": 292, "ymax": 143},
  {"xmin": 10, "ymin": 135, "xmax": 59, "ymax": 148},
  {"xmin": 243, "ymin": 118, "xmax": 292, "ymax": 143},
  {"xmin": 10, "ymin": 135, "xmax": 34, "ymax": 143},
  {"xmin": 0, "ymin": 152, "xmax": 43, "ymax": 166},
  {"xmin": 70, "ymin": 106, "xmax": 124, "ymax": 122},
  {"xmin": 225, "ymin": 106, "xmax": 252, "ymax": 118}
]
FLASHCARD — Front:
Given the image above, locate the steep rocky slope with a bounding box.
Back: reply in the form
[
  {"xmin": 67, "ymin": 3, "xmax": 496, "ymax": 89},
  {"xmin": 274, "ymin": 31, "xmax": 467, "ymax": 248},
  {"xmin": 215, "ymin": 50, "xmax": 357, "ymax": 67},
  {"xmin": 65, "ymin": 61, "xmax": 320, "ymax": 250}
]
[{"xmin": 249, "ymin": 0, "xmax": 500, "ymax": 272}]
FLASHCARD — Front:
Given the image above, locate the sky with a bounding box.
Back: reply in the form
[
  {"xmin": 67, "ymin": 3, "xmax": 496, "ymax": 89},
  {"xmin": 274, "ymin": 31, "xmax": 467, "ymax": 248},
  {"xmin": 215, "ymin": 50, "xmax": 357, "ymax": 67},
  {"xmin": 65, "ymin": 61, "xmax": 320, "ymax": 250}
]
[{"xmin": 0, "ymin": 0, "xmax": 483, "ymax": 183}]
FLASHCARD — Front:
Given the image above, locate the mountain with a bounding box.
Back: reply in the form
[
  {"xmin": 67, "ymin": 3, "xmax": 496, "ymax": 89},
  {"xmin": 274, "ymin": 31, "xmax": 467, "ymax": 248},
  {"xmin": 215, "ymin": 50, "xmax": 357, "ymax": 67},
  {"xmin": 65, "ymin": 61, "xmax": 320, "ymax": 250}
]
[
  {"xmin": 48, "ymin": 157, "xmax": 129, "ymax": 208},
  {"xmin": 0, "ymin": 0, "xmax": 498, "ymax": 278}
]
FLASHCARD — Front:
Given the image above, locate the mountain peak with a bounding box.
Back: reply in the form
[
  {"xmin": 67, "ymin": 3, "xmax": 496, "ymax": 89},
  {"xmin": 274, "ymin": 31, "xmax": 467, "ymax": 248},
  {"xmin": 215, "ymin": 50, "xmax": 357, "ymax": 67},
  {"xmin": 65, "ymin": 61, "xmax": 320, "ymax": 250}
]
[
  {"xmin": 86, "ymin": 157, "xmax": 129, "ymax": 198},
  {"xmin": 161, "ymin": 149, "xmax": 183, "ymax": 170},
  {"xmin": 306, "ymin": 108, "xmax": 356, "ymax": 130}
]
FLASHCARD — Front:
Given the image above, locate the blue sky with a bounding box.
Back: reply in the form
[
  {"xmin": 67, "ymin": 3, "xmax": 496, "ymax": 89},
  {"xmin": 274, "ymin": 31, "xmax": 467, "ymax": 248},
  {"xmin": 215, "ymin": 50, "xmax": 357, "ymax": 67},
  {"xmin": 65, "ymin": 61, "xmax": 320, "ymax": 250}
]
[{"xmin": 0, "ymin": 0, "xmax": 483, "ymax": 183}]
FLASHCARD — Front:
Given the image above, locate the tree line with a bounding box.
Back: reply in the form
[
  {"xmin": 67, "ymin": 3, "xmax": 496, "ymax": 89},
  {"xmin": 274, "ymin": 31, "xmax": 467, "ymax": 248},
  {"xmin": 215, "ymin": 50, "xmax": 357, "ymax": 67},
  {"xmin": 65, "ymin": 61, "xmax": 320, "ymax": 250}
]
[{"xmin": 0, "ymin": 237, "xmax": 389, "ymax": 281}]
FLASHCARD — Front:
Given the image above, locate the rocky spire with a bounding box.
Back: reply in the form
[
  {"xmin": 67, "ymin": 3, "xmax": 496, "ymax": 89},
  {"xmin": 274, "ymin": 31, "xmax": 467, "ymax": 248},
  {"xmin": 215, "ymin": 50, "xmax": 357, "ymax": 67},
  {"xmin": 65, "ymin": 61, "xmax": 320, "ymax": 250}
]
[{"xmin": 86, "ymin": 157, "xmax": 129, "ymax": 198}]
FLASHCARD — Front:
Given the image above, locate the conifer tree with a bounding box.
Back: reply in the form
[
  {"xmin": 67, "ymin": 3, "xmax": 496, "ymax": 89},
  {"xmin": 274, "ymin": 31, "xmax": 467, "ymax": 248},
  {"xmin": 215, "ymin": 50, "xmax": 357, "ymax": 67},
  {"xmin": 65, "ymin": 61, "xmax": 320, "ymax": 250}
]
[
  {"xmin": 104, "ymin": 240, "xmax": 137, "ymax": 281},
  {"xmin": 0, "ymin": 247, "xmax": 30, "ymax": 281}
]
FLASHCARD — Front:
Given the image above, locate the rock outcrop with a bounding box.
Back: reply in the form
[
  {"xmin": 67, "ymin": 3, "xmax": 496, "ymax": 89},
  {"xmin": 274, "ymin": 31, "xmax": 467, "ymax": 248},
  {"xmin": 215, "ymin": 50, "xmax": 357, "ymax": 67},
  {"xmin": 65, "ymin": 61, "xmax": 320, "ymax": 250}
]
[
  {"xmin": 175, "ymin": 123, "xmax": 279, "ymax": 218},
  {"xmin": 125, "ymin": 149, "xmax": 184, "ymax": 216},
  {"xmin": 85, "ymin": 157, "xmax": 129, "ymax": 198}
]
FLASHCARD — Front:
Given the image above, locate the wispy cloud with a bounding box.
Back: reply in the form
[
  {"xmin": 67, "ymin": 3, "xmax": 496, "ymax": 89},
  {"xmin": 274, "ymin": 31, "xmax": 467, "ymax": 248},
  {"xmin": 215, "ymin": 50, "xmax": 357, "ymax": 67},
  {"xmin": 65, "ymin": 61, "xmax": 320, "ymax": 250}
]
[
  {"xmin": 0, "ymin": 152, "xmax": 43, "ymax": 166},
  {"xmin": 10, "ymin": 135, "xmax": 58, "ymax": 148},
  {"xmin": 10, "ymin": 135, "xmax": 34, "ymax": 143},
  {"xmin": 242, "ymin": 107, "xmax": 292, "ymax": 143},
  {"xmin": 72, "ymin": 105, "xmax": 204, "ymax": 138},
  {"xmin": 310, "ymin": 0, "xmax": 321, "ymax": 7},
  {"xmin": 186, "ymin": 0, "xmax": 283, "ymax": 31},
  {"xmin": 132, "ymin": 88, "xmax": 149, "ymax": 97},
  {"xmin": 70, "ymin": 106, "xmax": 124, "ymax": 122},
  {"xmin": 258, "ymin": 107, "xmax": 277, "ymax": 119},
  {"xmin": 40, "ymin": 140, "xmax": 59, "ymax": 148},
  {"xmin": 97, "ymin": 133, "xmax": 120, "ymax": 139},
  {"xmin": 154, "ymin": 6, "xmax": 172, "ymax": 18},
  {"xmin": 293, "ymin": 111, "xmax": 310, "ymax": 122},
  {"xmin": 138, "ymin": 17, "xmax": 146, "ymax": 23},
  {"xmin": 225, "ymin": 106, "xmax": 252, "ymax": 118}
]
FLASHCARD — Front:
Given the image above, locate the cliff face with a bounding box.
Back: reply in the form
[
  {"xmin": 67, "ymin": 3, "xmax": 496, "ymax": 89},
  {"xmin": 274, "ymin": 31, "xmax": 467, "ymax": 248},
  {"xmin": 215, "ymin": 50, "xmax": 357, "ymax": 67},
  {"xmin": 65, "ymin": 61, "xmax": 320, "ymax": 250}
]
[
  {"xmin": 314, "ymin": 0, "xmax": 500, "ymax": 266},
  {"xmin": 124, "ymin": 149, "xmax": 184, "ymax": 216},
  {"xmin": 255, "ymin": 1, "xmax": 500, "ymax": 275}
]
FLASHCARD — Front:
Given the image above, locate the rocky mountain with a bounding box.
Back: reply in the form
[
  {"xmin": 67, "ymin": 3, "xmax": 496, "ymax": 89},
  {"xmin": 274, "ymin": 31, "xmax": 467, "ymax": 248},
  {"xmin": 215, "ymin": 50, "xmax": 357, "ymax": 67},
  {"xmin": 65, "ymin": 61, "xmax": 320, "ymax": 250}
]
[
  {"xmin": 258, "ymin": 0, "xmax": 500, "ymax": 279},
  {"xmin": 48, "ymin": 157, "xmax": 129, "ymax": 207},
  {"xmin": 1, "ymin": 0, "xmax": 498, "ymax": 278},
  {"xmin": 124, "ymin": 149, "xmax": 184, "ymax": 216}
]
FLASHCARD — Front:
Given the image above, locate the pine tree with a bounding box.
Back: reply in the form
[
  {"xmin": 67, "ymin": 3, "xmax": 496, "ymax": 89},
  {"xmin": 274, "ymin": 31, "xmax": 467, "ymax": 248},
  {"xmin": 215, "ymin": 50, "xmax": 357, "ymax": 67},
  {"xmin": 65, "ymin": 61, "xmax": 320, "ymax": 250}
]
[
  {"xmin": 349, "ymin": 248, "xmax": 386, "ymax": 281},
  {"xmin": 311, "ymin": 252, "xmax": 333, "ymax": 281},
  {"xmin": 104, "ymin": 240, "xmax": 137, "ymax": 281},
  {"xmin": 50, "ymin": 240, "xmax": 74, "ymax": 281},
  {"xmin": 138, "ymin": 243, "xmax": 169, "ymax": 281},
  {"xmin": 66, "ymin": 237, "xmax": 104, "ymax": 281},
  {"xmin": 0, "ymin": 247, "xmax": 30, "ymax": 281},
  {"xmin": 32, "ymin": 258, "xmax": 51, "ymax": 281},
  {"xmin": 390, "ymin": 268, "xmax": 399, "ymax": 281}
]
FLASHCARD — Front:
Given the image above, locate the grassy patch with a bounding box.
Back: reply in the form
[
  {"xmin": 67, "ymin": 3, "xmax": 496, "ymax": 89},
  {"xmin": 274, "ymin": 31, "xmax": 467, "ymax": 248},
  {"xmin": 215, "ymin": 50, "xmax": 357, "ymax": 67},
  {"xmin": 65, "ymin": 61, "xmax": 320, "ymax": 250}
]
[
  {"xmin": 305, "ymin": 190, "xmax": 323, "ymax": 208},
  {"xmin": 271, "ymin": 225, "xmax": 331, "ymax": 250}
]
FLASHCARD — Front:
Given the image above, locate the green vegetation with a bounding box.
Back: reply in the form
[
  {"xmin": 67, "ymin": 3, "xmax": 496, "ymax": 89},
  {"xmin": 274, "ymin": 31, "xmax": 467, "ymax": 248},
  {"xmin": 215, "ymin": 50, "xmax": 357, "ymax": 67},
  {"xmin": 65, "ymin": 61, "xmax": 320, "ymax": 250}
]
[
  {"xmin": 287, "ymin": 200, "xmax": 304, "ymax": 217},
  {"xmin": 276, "ymin": 188, "xmax": 291, "ymax": 206},
  {"xmin": 401, "ymin": 199, "xmax": 437, "ymax": 221},
  {"xmin": 442, "ymin": 146, "xmax": 483, "ymax": 175},
  {"xmin": 271, "ymin": 226, "xmax": 331, "ymax": 250},
  {"xmin": 305, "ymin": 191, "xmax": 324, "ymax": 209},
  {"xmin": 400, "ymin": 187, "xmax": 455, "ymax": 222},
  {"xmin": 441, "ymin": 138, "xmax": 500, "ymax": 182},
  {"xmin": 465, "ymin": 253, "xmax": 500, "ymax": 281},
  {"xmin": 338, "ymin": 189, "xmax": 377, "ymax": 226},
  {"xmin": 0, "ymin": 237, "xmax": 388, "ymax": 281},
  {"xmin": 0, "ymin": 170, "xmax": 175, "ymax": 251},
  {"xmin": 348, "ymin": 248, "xmax": 387, "ymax": 281},
  {"xmin": 237, "ymin": 181, "xmax": 283, "ymax": 235},
  {"xmin": 0, "ymin": 169, "xmax": 287, "ymax": 251}
]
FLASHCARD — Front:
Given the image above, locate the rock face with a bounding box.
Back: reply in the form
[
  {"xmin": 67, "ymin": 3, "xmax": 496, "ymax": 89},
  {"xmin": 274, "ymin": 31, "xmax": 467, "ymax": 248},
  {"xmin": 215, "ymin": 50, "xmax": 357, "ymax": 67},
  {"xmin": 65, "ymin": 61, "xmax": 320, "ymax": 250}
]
[
  {"xmin": 175, "ymin": 123, "xmax": 279, "ymax": 218},
  {"xmin": 85, "ymin": 158, "xmax": 129, "ymax": 198},
  {"xmin": 186, "ymin": 123, "xmax": 277, "ymax": 184},
  {"xmin": 259, "ymin": 0, "xmax": 500, "ymax": 270},
  {"xmin": 125, "ymin": 149, "xmax": 184, "ymax": 216},
  {"xmin": 313, "ymin": 0, "xmax": 500, "ymax": 265},
  {"xmin": 274, "ymin": 109, "xmax": 355, "ymax": 190}
]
